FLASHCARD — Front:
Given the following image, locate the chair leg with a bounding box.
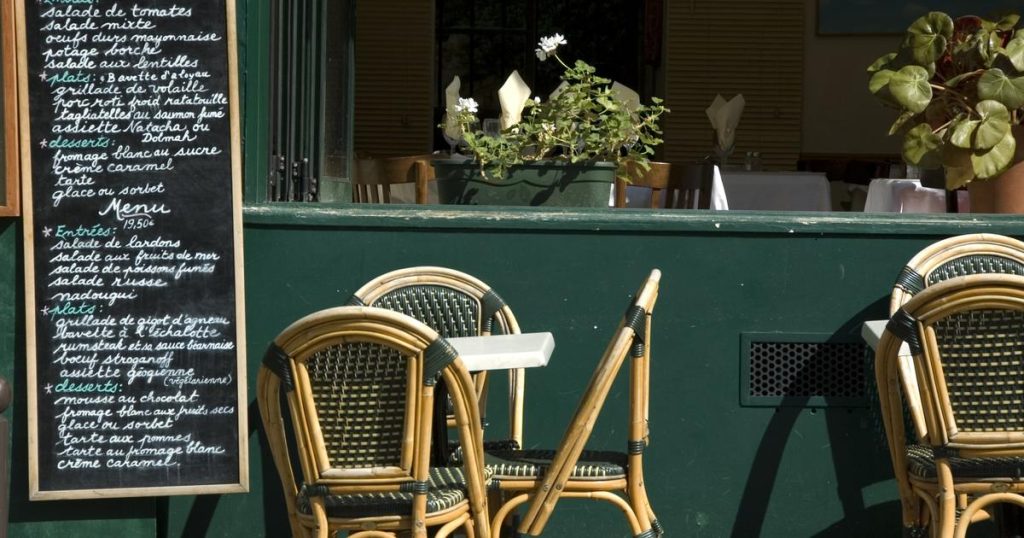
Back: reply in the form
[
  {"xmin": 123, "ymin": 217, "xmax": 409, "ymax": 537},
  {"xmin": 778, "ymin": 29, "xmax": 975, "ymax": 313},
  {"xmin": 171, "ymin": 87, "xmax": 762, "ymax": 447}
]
[
  {"xmin": 311, "ymin": 498, "xmax": 330, "ymax": 538},
  {"xmin": 435, "ymin": 512, "xmax": 472, "ymax": 538},
  {"xmin": 492, "ymin": 493, "xmax": 531, "ymax": 538}
]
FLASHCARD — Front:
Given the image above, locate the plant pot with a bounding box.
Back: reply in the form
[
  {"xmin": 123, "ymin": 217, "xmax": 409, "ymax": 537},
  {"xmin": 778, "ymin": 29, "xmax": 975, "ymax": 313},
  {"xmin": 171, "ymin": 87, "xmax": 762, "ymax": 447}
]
[
  {"xmin": 431, "ymin": 159, "xmax": 615, "ymax": 207},
  {"xmin": 968, "ymin": 161, "xmax": 1024, "ymax": 213},
  {"xmin": 967, "ymin": 127, "xmax": 1024, "ymax": 214}
]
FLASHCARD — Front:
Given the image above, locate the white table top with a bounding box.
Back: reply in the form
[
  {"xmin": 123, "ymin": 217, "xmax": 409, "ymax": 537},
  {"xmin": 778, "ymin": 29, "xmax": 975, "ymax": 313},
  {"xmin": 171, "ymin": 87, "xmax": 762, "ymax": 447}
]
[
  {"xmin": 718, "ymin": 170, "xmax": 832, "ymax": 211},
  {"xmin": 863, "ymin": 178, "xmax": 968, "ymax": 213},
  {"xmin": 447, "ymin": 332, "xmax": 555, "ymax": 371},
  {"xmin": 861, "ymin": 319, "xmax": 886, "ymax": 351}
]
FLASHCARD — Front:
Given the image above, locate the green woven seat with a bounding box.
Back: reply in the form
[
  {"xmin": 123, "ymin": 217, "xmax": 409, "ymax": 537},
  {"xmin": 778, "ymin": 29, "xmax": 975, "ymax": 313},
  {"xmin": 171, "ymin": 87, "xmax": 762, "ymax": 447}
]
[
  {"xmin": 296, "ymin": 466, "xmax": 494, "ymax": 518},
  {"xmin": 486, "ymin": 448, "xmax": 628, "ymax": 481},
  {"xmin": 906, "ymin": 445, "xmax": 1024, "ymax": 481}
]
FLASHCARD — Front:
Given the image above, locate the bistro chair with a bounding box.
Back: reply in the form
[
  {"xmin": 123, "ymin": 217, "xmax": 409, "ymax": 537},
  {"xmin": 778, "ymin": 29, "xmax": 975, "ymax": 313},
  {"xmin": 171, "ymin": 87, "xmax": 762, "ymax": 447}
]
[
  {"xmin": 877, "ymin": 234, "xmax": 1024, "ymax": 534},
  {"xmin": 876, "ymin": 274, "xmax": 1024, "ymax": 538},
  {"xmin": 487, "ymin": 269, "xmax": 662, "ymax": 537},
  {"xmin": 348, "ymin": 266, "xmax": 526, "ymax": 450},
  {"xmin": 614, "ymin": 162, "xmax": 713, "ymax": 209},
  {"xmin": 256, "ymin": 306, "xmax": 491, "ymax": 538},
  {"xmin": 352, "ymin": 154, "xmax": 435, "ymax": 204}
]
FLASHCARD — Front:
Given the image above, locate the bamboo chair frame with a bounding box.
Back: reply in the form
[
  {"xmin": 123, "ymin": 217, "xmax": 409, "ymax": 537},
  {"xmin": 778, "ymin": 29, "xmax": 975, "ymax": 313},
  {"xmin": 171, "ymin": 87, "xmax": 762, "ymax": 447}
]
[
  {"xmin": 352, "ymin": 154, "xmax": 435, "ymax": 204},
  {"xmin": 487, "ymin": 269, "xmax": 662, "ymax": 538},
  {"xmin": 256, "ymin": 306, "xmax": 491, "ymax": 538},
  {"xmin": 614, "ymin": 162, "xmax": 713, "ymax": 209},
  {"xmin": 878, "ymin": 233, "xmax": 1024, "ymax": 534},
  {"xmin": 877, "ymin": 274, "xmax": 1024, "ymax": 538},
  {"xmin": 350, "ymin": 266, "xmax": 526, "ymax": 448}
]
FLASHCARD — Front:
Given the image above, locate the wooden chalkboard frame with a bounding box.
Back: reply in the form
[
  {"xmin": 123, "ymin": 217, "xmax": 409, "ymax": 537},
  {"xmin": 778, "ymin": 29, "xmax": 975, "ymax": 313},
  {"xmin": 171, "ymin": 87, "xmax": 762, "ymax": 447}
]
[
  {"xmin": 17, "ymin": 0, "xmax": 248, "ymax": 500},
  {"xmin": 0, "ymin": 0, "xmax": 20, "ymax": 217}
]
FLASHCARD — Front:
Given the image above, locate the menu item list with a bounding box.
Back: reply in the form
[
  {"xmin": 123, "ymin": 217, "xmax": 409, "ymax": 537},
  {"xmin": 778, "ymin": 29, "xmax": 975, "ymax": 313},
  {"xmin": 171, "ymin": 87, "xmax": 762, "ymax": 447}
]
[{"xmin": 21, "ymin": 0, "xmax": 247, "ymax": 499}]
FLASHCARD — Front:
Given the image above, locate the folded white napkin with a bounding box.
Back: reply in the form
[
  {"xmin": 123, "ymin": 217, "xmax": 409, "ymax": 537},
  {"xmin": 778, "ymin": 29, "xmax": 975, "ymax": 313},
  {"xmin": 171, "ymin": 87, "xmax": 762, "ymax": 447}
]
[
  {"xmin": 444, "ymin": 76, "xmax": 462, "ymax": 140},
  {"xmin": 498, "ymin": 70, "xmax": 531, "ymax": 130},
  {"xmin": 610, "ymin": 82, "xmax": 641, "ymax": 113},
  {"xmin": 705, "ymin": 94, "xmax": 745, "ymax": 151},
  {"xmin": 549, "ymin": 81, "xmax": 569, "ymax": 101}
]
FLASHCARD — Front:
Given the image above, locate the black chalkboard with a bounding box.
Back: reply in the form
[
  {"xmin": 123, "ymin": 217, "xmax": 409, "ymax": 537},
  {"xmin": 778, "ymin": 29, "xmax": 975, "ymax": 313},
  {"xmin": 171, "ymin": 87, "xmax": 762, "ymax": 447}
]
[{"xmin": 18, "ymin": 0, "xmax": 248, "ymax": 500}]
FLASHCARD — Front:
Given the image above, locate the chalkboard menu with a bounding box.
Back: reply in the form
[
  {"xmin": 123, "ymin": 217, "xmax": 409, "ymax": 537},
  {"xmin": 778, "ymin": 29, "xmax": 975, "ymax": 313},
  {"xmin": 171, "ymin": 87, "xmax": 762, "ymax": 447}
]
[{"xmin": 17, "ymin": 0, "xmax": 248, "ymax": 500}]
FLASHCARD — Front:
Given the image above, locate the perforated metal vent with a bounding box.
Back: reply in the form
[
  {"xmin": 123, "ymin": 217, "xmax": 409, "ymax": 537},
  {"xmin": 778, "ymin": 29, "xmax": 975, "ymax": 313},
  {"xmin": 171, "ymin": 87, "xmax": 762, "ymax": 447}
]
[{"xmin": 741, "ymin": 334, "xmax": 868, "ymax": 407}]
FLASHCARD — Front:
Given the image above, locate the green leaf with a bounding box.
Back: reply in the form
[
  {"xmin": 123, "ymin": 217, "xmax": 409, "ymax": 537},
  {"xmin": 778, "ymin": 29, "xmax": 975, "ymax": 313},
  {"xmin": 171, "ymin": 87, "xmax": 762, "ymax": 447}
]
[
  {"xmin": 942, "ymin": 147, "xmax": 975, "ymax": 189},
  {"xmin": 943, "ymin": 71, "xmax": 977, "ymax": 87},
  {"xmin": 869, "ymin": 69, "xmax": 895, "ymax": 94},
  {"xmin": 1005, "ymin": 34, "xmax": 1024, "ymax": 72},
  {"xmin": 889, "ymin": 111, "xmax": 918, "ymax": 136},
  {"xmin": 949, "ymin": 118, "xmax": 979, "ymax": 149},
  {"xmin": 974, "ymin": 100, "xmax": 1012, "ymax": 149},
  {"xmin": 903, "ymin": 123, "xmax": 943, "ymax": 168},
  {"xmin": 867, "ymin": 53, "xmax": 897, "ymax": 73},
  {"xmin": 972, "ymin": 129, "xmax": 1017, "ymax": 179},
  {"xmin": 889, "ymin": 65, "xmax": 933, "ymax": 113},
  {"xmin": 997, "ymin": 14, "xmax": 1021, "ymax": 31},
  {"xmin": 977, "ymin": 68, "xmax": 1024, "ymax": 109},
  {"xmin": 906, "ymin": 12, "xmax": 953, "ymax": 64}
]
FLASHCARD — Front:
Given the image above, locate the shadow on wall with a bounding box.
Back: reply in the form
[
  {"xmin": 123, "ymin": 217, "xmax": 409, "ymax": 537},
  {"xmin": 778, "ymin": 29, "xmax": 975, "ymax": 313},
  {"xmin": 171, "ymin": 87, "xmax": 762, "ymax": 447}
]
[{"xmin": 729, "ymin": 295, "xmax": 899, "ymax": 537}]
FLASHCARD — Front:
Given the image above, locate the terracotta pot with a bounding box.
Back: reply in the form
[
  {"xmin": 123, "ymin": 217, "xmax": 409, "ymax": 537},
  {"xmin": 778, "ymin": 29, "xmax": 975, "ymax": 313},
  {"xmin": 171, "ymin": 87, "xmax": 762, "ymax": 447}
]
[{"xmin": 968, "ymin": 127, "xmax": 1024, "ymax": 214}]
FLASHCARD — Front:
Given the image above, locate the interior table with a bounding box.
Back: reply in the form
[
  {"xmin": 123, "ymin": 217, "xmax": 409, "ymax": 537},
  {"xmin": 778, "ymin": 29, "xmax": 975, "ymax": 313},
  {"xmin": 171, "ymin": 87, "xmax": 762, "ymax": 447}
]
[{"xmin": 718, "ymin": 170, "xmax": 832, "ymax": 211}]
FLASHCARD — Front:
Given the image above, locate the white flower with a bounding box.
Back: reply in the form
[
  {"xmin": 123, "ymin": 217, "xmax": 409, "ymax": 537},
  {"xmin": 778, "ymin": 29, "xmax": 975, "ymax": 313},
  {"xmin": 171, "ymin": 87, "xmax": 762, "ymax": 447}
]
[
  {"xmin": 535, "ymin": 33, "xmax": 566, "ymax": 62},
  {"xmin": 455, "ymin": 97, "xmax": 479, "ymax": 114},
  {"xmin": 534, "ymin": 96, "xmax": 541, "ymax": 104}
]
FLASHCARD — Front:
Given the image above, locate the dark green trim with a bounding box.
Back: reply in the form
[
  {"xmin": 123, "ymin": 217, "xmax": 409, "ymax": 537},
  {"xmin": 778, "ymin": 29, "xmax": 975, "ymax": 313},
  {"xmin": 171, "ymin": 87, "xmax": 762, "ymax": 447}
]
[
  {"xmin": 423, "ymin": 338, "xmax": 458, "ymax": 386},
  {"xmin": 627, "ymin": 440, "xmax": 645, "ymax": 454},
  {"xmin": 243, "ymin": 203, "xmax": 1024, "ymax": 235},
  {"xmin": 480, "ymin": 289, "xmax": 506, "ymax": 333},
  {"xmin": 635, "ymin": 530, "xmax": 658, "ymax": 538},
  {"xmin": 400, "ymin": 481, "xmax": 429, "ymax": 494},
  {"xmin": 895, "ymin": 266, "xmax": 925, "ymax": 296},
  {"xmin": 262, "ymin": 342, "xmax": 294, "ymax": 392},
  {"xmin": 346, "ymin": 295, "xmax": 365, "ymax": 306},
  {"xmin": 887, "ymin": 309, "xmax": 922, "ymax": 355},
  {"xmin": 625, "ymin": 305, "xmax": 646, "ymax": 358}
]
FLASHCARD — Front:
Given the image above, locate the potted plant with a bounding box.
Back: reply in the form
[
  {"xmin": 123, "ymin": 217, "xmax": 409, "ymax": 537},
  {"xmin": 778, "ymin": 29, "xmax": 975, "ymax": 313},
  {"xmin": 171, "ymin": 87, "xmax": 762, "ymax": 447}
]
[
  {"xmin": 435, "ymin": 34, "xmax": 668, "ymax": 207},
  {"xmin": 867, "ymin": 11, "xmax": 1024, "ymax": 212}
]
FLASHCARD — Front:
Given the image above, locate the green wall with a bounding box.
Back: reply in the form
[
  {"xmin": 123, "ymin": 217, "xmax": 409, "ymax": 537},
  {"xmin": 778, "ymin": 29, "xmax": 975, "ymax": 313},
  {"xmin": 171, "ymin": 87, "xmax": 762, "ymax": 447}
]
[{"xmin": 4, "ymin": 207, "xmax": 1022, "ymax": 535}]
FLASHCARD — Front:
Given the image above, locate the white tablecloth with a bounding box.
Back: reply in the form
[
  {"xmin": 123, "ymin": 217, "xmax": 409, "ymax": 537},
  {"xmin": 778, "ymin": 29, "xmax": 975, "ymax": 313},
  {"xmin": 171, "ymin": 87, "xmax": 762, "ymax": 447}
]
[
  {"xmin": 863, "ymin": 178, "xmax": 969, "ymax": 213},
  {"xmin": 718, "ymin": 171, "xmax": 832, "ymax": 211}
]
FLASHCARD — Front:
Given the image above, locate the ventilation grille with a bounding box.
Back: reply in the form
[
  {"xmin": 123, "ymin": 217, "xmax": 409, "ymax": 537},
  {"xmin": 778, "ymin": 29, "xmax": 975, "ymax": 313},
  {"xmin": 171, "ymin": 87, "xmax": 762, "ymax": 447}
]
[{"xmin": 743, "ymin": 335, "xmax": 867, "ymax": 407}]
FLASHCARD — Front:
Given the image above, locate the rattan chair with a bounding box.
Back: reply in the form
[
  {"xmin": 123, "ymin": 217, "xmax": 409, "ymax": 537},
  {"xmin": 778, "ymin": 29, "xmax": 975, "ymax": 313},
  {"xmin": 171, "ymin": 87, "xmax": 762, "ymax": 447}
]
[
  {"xmin": 257, "ymin": 306, "xmax": 491, "ymax": 538},
  {"xmin": 876, "ymin": 274, "xmax": 1024, "ymax": 538},
  {"xmin": 352, "ymin": 154, "xmax": 435, "ymax": 204},
  {"xmin": 614, "ymin": 162, "xmax": 713, "ymax": 209},
  {"xmin": 349, "ymin": 266, "xmax": 526, "ymax": 449},
  {"xmin": 877, "ymin": 234, "xmax": 1024, "ymax": 534},
  {"xmin": 487, "ymin": 269, "xmax": 662, "ymax": 537}
]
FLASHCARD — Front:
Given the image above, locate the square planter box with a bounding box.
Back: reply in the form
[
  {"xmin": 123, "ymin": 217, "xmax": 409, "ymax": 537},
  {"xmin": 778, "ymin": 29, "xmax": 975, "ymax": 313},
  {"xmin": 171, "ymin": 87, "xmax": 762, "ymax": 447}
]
[{"xmin": 432, "ymin": 160, "xmax": 615, "ymax": 207}]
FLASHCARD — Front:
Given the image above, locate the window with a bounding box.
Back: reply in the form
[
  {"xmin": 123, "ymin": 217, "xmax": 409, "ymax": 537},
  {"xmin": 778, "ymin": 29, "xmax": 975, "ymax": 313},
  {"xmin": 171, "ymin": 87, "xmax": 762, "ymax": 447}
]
[
  {"xmin": 435, "ymin": 0, "xmax": 644, "ymax": 151},
  {"xmin": 265, "ymin": 0, "xmax": 354, "ymax": 202}
]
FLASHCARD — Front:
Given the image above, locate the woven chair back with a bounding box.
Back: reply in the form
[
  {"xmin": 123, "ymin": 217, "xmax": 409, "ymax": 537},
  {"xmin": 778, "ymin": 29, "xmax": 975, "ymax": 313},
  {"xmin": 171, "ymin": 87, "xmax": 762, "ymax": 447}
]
[
  {"xmin": 889, "ymin": 274, "xmax": 1024, "ymax": 449},
  {"xmin": 890, "ymin": 233, "xmax": 1024, "ymax": 315}
]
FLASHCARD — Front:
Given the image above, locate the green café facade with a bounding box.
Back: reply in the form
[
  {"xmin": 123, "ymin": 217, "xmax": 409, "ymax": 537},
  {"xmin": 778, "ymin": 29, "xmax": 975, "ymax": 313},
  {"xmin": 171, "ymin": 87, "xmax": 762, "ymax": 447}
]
[{"xmin": 2, "ymin": 0, "xmax": 1023, "ymax": 536}]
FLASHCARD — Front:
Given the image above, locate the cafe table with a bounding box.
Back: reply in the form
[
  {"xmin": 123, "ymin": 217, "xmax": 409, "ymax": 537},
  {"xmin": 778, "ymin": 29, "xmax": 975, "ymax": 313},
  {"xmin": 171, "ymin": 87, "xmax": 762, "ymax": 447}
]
[
  {"xmin": 431, "ymin": 332, "xmax": 555, "ymax": 464},
  {"xmin": 718, "ymin": 170, "xmax": 832, "ymax": 211}
]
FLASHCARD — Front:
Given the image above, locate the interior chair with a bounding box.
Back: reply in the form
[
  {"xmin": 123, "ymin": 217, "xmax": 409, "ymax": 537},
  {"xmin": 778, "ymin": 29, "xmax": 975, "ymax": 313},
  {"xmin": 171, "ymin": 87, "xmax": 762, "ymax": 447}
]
[
  {"xmin": 348, "ymin": 266, "xmax": 525, "ymax": 451},
  {"xmin": 876, "ymin": 274, "xmax": 1024, "ymax": 538},
  {"xmin": 877, "ymin": 234, "xmax": 1024, "ymax": 535},
  {"xmin": 614, "ymin": 161, "xmax": 713, "ymax": 209},
  {"xmin": 352, "ymin": 154, "xmax": 435, "ymax": 204},
  {"xmin": 257, "ymin": 306, "xmax": 491, "ymax": 538},
  {"xmin": 487, "ymin": 269, "xmax": 662, "ymax": 538}
]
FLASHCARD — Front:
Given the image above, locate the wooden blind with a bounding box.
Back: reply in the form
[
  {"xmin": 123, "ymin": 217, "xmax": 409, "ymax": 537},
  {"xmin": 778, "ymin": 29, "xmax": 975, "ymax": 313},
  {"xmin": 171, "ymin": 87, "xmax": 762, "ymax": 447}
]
[
  {"xmin": 663, "ymin": 0, "xmax": 804, "ymax": 170},
  {"xmin": 354, "ymin": 0, "xmax": 434, "ymax": 156}
]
